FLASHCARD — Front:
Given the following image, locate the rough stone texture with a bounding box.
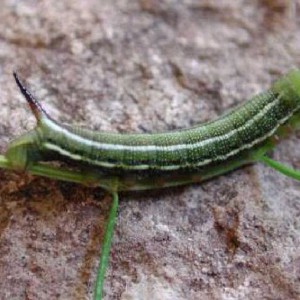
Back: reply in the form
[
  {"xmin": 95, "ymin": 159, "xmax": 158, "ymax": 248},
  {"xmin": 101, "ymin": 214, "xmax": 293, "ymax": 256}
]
[{"xmin": 0, "ymin": 0, "xmax": 299, "ymax": 299}]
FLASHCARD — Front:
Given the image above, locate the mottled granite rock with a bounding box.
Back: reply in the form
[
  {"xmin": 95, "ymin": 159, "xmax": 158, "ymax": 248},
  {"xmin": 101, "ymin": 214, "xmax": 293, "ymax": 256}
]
[{"xmin": 0, "ymin": 0, "xmax": 299, "ymax": 299}]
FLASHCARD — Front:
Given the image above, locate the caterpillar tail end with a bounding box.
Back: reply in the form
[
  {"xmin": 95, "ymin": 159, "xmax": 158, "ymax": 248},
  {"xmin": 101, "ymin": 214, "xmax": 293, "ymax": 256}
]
[{"xmin": 13, "ymin": 71, "xmax": 47, "ymax": 122}]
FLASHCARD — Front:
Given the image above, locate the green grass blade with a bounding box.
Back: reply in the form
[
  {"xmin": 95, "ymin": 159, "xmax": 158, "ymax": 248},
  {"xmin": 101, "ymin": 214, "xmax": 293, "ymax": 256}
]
[
  {"xmin": 0, "ymin": 155, "xmax": 91, "ymax": 184},
  {"xmin": 94, "ymin": 192, "xmax": 119, "ymax": 300},
  {"xmin": 30, "ymin": 163, "xmax": 88, "ymax": 183},
  {"xmin": 259, "ymin": 155, "xmax": 300, "ymax": 181}
]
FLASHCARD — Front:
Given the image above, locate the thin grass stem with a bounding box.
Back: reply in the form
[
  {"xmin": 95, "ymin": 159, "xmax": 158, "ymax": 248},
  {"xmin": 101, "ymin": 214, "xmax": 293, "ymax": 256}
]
[
  {"xmin": 94, "ymin": 192, "xmax": 119, "ymax": 300},
  {"xmin": 0, "ymin": 155, "xmax": 90, "ymax": 184},
  {"xmin": 259, "ymin": 155, "xmax": 300, "ymax": 181}
]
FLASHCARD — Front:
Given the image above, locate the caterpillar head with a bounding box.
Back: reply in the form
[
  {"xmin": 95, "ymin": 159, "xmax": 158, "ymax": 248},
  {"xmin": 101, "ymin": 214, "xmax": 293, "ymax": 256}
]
[{"xmin": 273, "ymin": 69, "xmax": 300, "ymax": 109}]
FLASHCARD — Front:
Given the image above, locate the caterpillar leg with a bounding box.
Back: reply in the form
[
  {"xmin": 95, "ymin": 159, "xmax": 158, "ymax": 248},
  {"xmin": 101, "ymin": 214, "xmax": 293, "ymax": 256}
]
[{"xmin": 94, "ymin": 192, "xmax": 119, "ymax": 300}]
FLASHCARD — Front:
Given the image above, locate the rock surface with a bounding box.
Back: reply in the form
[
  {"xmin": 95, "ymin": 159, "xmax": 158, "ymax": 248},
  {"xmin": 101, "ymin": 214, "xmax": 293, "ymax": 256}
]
[{"xmin": 0, "ymin": 0, "xmax": 299, "ymax": 299}]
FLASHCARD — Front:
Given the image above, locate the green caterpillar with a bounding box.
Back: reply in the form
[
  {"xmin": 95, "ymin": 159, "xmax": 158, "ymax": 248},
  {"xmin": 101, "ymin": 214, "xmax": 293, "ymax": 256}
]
[
  {"xmin": 2, "ymin": 70, "xmax": 300, "ymax": 300},
  {"xmin": 5, "ymin": 70, "xmax": 300, "ymax": 192}
]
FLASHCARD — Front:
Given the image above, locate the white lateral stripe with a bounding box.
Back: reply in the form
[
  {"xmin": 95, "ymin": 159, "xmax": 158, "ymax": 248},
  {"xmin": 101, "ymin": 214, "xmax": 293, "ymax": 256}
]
[
  {"xmin": 43, "ymin": 93, "xmax": 283, "ymax": 153},
  {"xmin": 43, "ymin": 105, "xmax": 297, "ymax": 171},
  {"xmin": 43, "ymin": 143, "xmax": 152, "ymax": 170}
]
